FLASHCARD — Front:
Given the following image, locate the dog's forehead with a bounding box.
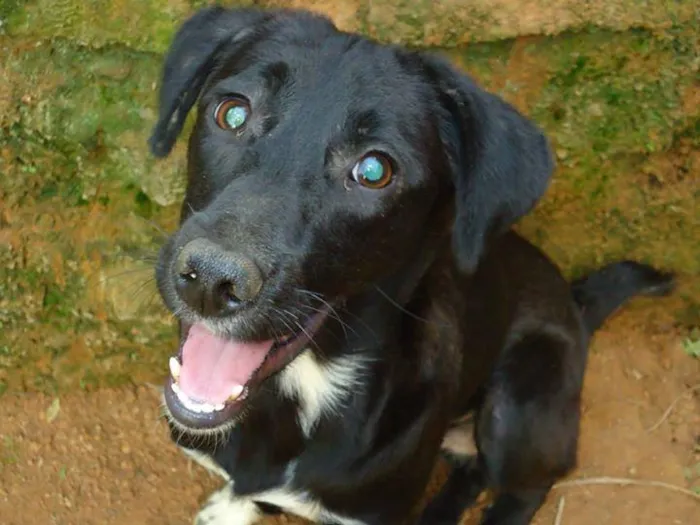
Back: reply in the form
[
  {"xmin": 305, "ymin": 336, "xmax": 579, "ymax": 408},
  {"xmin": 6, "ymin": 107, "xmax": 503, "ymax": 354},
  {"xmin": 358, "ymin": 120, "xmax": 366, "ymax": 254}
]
[{"xmin": 217, "ymin": 28, "xmax": 428, "ymax": 115}]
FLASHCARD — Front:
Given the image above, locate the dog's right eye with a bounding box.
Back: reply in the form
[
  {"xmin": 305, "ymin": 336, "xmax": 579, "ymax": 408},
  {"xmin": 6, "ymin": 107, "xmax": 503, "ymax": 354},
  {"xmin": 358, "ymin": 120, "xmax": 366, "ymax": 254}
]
[
  {"xmin": 214, "ymin": 97, "xmax": 251, "ymax": 131},
  {"xmin": 351, "ymin": 153, "xmax": 394, "ymax": 189}
]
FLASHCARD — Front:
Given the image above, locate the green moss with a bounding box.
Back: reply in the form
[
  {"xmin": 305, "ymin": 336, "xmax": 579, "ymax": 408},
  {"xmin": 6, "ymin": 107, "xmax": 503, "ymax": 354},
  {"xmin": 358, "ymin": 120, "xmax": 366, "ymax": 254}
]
[
  {"xmin": 367, "ymin": 0, "xmax": 697, "ymax": 47},
  {"xmin": 79, "ymin": 370, "xmax": 100, "ymax": 392},
  {"xmin": 133, "ymin": 190, "xmax": 154, "ymax": 219},
  {"xmin": 3, "ymin": 41, "xmax": 157, "ymax": 144},
  {"xmin": 0, "ymin": 36, "xmax": 185, "ymax": 394},
  {"xmin": 367, "ymin": 0, "xmax": 499, "ymax": 47},
  {"xmin": 5, "ymin": 0, "xmax": 186, "ymax": 53},
  {"xmin": 0, "ymin": 0, "xmax": 22, "ymax": 20},
  {"xmin": 2, "ymin": 19, "xmax": 698, "ymax": 394},
  {"xmin": 1, "ymin": 436, "xmax": 19, "ymax": 467},
  {"xmin": 537, "ymin": 58, "xmax": 680, "ymax": 158},
  {"xmin": 5, "ymin": 0, "xmax": 264, "ymax": 53},
  {"xmin": 449, "ymin": 26, "xmax": 698, "ymax": 326}
]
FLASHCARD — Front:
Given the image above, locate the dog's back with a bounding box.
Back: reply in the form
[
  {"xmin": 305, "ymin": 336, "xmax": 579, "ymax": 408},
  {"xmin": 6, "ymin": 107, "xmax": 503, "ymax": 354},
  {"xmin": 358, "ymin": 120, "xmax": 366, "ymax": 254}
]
[{"xmin": 419, "ymin": 231, "xmax": 674, "ymax": 524}]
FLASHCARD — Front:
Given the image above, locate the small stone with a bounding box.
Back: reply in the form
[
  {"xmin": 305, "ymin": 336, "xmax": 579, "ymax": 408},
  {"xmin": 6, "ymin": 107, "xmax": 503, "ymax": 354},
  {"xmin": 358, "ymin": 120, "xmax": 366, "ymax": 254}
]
[
  {"xmin": 629, "ymin": 368, "xmax": 643, "ymax": 380},
  {"xmin": 589, "ymin": 103, "xmax": 604, "ymax": 117}
]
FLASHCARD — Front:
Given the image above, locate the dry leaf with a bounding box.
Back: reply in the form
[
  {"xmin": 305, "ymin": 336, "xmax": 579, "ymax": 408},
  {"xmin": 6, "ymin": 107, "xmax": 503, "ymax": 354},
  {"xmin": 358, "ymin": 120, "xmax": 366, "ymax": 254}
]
[{"xmin": 46, "ymin": 398, "xmax": 61, "ymax": 423}]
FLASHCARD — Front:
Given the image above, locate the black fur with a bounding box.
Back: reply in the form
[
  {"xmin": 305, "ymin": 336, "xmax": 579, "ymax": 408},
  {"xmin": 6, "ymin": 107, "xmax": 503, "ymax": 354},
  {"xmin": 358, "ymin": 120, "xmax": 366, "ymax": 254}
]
[{"xmin": 149, "ymin": 7, "xmax": 675, "ymax": 524}]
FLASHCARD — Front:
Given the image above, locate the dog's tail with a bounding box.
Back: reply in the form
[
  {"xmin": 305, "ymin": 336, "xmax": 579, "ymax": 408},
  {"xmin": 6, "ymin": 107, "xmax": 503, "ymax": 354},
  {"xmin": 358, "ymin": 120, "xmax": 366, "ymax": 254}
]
[{"xmin": 571, "ymin": 261, "xmax": 675, "ymax": 334}]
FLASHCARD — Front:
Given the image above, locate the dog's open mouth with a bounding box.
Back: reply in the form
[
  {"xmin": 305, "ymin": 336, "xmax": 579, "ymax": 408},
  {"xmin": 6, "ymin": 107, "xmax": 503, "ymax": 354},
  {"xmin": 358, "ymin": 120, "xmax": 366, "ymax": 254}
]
[{"xmin": 163, "ymin": 307, "xmax": 330, "ymax": 429}]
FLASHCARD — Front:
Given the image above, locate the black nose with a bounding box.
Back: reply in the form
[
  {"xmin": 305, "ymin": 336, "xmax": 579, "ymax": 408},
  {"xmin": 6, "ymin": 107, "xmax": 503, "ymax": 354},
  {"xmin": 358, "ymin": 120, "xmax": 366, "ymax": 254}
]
[{"xmin": 174, "ymin": 238, "xmax": 263, "ymax": 317}]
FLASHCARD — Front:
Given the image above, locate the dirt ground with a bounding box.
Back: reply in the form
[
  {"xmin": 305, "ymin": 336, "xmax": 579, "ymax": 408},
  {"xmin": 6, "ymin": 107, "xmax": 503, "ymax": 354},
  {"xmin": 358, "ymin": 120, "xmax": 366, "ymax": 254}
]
[
  {"xmin": 1, "ymin": 306, "xmax": 698, "ymax": 525},
  {"xmin": 2, "ymin": 2, "xmax": 699, "ymax": 524}
]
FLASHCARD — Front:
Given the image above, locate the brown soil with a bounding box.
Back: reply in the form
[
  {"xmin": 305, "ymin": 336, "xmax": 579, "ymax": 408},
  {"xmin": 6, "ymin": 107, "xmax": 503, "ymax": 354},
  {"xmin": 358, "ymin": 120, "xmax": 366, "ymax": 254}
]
[{"xmin": 1, "ymin": 309, "xmax": 699, "ymax": 525}]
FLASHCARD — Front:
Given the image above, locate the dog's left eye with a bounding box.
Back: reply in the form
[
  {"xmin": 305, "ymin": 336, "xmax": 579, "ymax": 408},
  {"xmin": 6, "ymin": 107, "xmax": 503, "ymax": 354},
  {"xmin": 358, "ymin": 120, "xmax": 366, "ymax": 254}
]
[
  {"xmin": 214, "ymin": 97, "xmax": 250, "ymax": 131},
  {"xmin": 351, "ymin": 153, "xmax": 394, "ymax": 189}
]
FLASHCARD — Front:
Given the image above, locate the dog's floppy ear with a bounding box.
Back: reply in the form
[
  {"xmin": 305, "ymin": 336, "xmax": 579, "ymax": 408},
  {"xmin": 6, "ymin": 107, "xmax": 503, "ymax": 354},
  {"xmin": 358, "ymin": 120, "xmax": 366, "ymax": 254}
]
[
  {"xmin": 148, "ymin": 7, "xmax": 269, "ymax": 158},
  {"xmin": 423, "ymin": 55, "xmax": 555, "ymax": 273}
]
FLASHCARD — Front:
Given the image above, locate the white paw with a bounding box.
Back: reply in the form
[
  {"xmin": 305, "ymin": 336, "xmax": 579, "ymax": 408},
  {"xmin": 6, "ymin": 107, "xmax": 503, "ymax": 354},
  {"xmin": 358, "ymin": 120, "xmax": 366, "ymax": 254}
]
[{"xmin": 195, "ymin": 484, "xmax": 261, "ymax": 525}]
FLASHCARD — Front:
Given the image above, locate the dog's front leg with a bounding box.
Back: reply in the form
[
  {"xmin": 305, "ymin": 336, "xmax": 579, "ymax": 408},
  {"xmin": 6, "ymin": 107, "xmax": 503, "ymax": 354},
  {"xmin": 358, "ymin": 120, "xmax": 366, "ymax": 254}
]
[
  {"xmin": 179, "ymin": 447, "xmax": 263, "ymax": 525},
  {"xmin": 195, "ymin": 482, "xmax": 263, "ymax": 525}
]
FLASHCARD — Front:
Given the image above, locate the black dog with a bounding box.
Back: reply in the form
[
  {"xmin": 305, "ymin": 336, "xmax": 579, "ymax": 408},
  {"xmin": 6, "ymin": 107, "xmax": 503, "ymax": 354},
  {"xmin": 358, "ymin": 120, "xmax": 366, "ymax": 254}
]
[{"xmin": 149, "ymin": 6, "xmax": 674, "ymax": 525}]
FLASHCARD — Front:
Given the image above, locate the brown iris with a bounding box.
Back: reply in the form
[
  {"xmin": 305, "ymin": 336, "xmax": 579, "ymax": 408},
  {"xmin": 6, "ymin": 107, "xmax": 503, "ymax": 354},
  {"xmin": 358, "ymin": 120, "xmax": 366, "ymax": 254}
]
[
  {"xmin": 351, "ymin": 152, "xmax": 394, "ymax": 189},
  {"xmin": 214, "ymin": 97, "xmax": 251, "ymax": 131}
]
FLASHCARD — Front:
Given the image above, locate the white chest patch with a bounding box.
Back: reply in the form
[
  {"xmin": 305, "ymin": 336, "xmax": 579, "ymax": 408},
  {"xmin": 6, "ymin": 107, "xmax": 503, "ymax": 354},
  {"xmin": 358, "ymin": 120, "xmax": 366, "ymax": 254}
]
[
  {"xmin": 278, "ymin": 349, "xmax": 367, "ymax": 435},
  {"xmin": 441, "ymin": 414, "xmax": 477, "ymax": 459},
  {"xmin": 192, "ymin": 479, "xmax": 368, "ymax": 525},
  {"xmin": 181, "ymin": 349, "xmax": 371, "ymax": 525}
]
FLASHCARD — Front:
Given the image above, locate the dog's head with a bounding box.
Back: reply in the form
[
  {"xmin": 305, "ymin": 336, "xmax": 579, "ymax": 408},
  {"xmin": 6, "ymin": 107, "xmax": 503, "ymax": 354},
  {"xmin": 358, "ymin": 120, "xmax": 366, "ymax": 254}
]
[{"xmin": 150, "ymin": 7, "xmax": 554, "ymax": 433}]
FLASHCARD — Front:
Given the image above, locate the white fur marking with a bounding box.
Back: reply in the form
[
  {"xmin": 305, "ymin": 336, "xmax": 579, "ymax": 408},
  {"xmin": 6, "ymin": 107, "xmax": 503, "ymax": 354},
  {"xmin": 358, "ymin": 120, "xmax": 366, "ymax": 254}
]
[
  {"xmin": 255, "ymin": 489, "xmax": 322, "ymax": 521},
  {"xmin": 195, "ymin": 483, "xmax": 261, "ymax": 525},
  {"xmin": 278, "ymin": 350, "xmax": 366, "ymax": 435},
  {"xmin": 194, "ymin": 484, "xmax": 369, "ymax": 525},
  {"xmin": 254, "ymin": 488, "xmax": 368, "ymax": 525},
  {"xmin": 180, "ymin": 446, "xmax": 230, "ymax": 481},
  {"xmin": 284, "ymin": 460, "xmax": 298, "ymax": 483},
  {"xmin": 187, "ymin": 465, "xmax": 368, "ymax": 525},
  {"xmin": 441, "ymin": 416, "xmax": 477, "ymax": 458}
]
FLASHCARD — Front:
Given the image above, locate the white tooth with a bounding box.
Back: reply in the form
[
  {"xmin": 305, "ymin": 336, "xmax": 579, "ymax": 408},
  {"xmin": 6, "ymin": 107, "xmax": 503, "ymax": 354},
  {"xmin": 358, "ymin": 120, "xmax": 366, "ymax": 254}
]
[
  {"xmin": 227, "ymin": 384, "xmax": 245, "ymax": 402},
  {"xmin": 170, "ymin": 380, "xmax": 228, "ymax": 413},
  {"xmin": 169, "ymin": 357, "xmax": 181, "ymax": 381}
]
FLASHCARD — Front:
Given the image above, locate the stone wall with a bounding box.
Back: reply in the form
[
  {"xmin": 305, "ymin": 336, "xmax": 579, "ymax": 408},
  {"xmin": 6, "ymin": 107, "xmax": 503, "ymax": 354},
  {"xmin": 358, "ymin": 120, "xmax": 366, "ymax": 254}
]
[
  {"xmin": 4, "ymin": 0, "xmax": 696, "ymax": 52},
  {"xmin": 1, "ymin": 1, "xmax": 698, "ymax": 394}
]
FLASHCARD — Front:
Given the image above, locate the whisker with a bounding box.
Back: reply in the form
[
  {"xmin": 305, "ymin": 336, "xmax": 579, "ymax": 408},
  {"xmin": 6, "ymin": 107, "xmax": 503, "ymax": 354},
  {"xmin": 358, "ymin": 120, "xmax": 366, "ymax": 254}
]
[
  {"xmin": 83, "ymin": 266, "xmax": 154, "ymax": 294},
  {"xmin": 295, "ymin": 290, "xmax": 344, "ymax": 323},
  {"xmin": 171, "ymin": 305, "xmax": 188, "ymax": 321},
  {"xmin": 122, "ymin": 277, "xmax": 158, "ymax": 307},
  {"xmin": 129, "ymin": 212, "xmax": 171, "ymax": 240},
  {"xmin": 187, "ymin": 202, "xmax": 198, "ymax": 220},
  {"xmin": 259, "ymin": 310, "xmax": 284, "ymax": 342},
  {"xmin": 118, "ymin": 250, "xmax": 161, "ymax": 263},
  {"xmin": 288, "ymin": 313, "xmax": 323, "ymax": 353},
  {"xmin": 140, "ymin": 288, "xmax": 165, "ymax": 313},
  {"xmin": 297, "ymin": 303, "xmax": 358, "ymax": 342},
  {"xmin": 373, "ymin": 285, "xmax": 448, "ymax": 327},
  {"xmin": 295, "ymin": 290, "xmax": 351, "ymax": 339},
  {"xmin": 287, "ymin": 305, "xmax": 350, "ymax": 357},
  {"xmin": 270, "ymin": 304, "xmax": 324, "ymax": 354},
  {"xmin": 268, "ymin": 305, "xmax": 299, "ymax": 337},
  {"xmin": 296, "ymin": 289, "xmax": 382, "ymax": 343},
  {"xmin": 89, "ymin": 269, "xmax": 161, "ymax": 318}
]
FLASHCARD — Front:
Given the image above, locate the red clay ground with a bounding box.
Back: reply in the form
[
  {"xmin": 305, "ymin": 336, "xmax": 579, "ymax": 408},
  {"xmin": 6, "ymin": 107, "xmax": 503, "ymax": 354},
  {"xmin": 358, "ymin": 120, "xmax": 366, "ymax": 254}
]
[{"xmin": 1, "ymin": 307, "xmax": 699, "ymax": 525}]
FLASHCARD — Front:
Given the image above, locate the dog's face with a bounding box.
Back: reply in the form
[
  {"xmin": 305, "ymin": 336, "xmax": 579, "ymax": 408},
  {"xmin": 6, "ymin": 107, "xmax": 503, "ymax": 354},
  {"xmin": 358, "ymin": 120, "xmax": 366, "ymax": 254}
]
[{"xmin": 150, "ymin": 7, "xmax": 553, "ymax": 434}]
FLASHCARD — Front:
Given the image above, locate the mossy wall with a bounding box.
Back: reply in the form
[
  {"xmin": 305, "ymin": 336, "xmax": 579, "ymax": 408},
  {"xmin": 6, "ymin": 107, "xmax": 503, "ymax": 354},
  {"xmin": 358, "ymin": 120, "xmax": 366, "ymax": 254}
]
[{"xmin": 1, "ymin": 1, "xmax": 698, "ymax": 395}]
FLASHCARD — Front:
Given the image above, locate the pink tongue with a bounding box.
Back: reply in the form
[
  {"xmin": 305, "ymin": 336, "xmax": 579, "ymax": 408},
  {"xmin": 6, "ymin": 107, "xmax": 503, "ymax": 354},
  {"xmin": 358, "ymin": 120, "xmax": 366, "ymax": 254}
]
[{"xmin": 179, "ymin": 323, "xmax": 273, "ymax": 405}]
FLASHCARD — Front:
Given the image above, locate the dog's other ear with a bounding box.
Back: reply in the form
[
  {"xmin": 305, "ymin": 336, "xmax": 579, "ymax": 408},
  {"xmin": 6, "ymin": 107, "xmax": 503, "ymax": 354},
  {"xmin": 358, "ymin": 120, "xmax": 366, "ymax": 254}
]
[
  {"xmin": 422, "ymin": 55, "xmax": 555, "ymax": 273},
  {"xmin": 148, "ymin": 7, "xmax": 269, "ymax": 158}
]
